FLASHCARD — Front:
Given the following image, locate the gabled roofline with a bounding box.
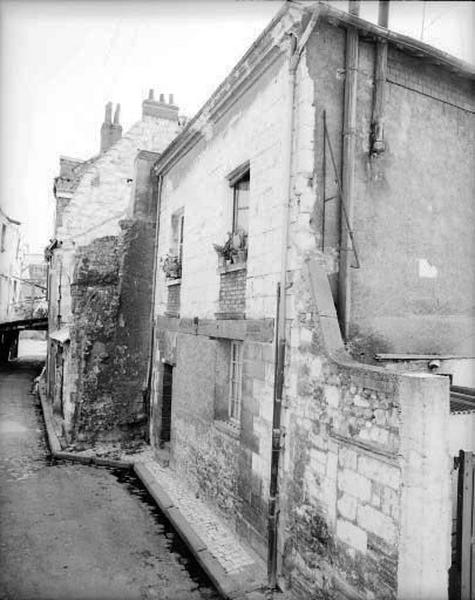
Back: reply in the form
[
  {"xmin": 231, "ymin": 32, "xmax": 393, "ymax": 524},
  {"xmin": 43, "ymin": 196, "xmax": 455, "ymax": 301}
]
[
  {"xmin": 323, "ymin": 2, "xmax": 474, "ymax": 78},
  {"xmin": 153, "ymin": 0, "xmax": 474, "ymax": 176},
  {"xmin": 0, "ymin": 206, "xmax": 21, "ymax": 226}
]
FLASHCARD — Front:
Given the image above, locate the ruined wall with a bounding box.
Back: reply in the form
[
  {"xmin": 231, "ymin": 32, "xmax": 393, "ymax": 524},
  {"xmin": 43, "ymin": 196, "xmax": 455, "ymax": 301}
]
[
  {"xmin": 48, "ymin": 97, "xmax": 180, "ymax": 442},
  {"xmin": 308, "ymin": 20, "xmax": 475, "ymax": 357},
  {"xmin": 70, "ymin": 220, "xmax": 155, "ymax": 442}
]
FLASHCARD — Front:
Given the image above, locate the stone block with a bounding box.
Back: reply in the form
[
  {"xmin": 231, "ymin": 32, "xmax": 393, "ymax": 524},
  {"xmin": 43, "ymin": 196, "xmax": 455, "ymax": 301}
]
[
  {"xmin": 358, "ymin": 456, "xmax": 400, "ymax": 490},
  {"xmin": 338, "ymin": 447, "xmax": 357, "ymax": 470},
  {"xmin": 336, "ymin": 518, "xmax": 367, "ymax": 553},
  {"xmin": 324, "ymin": 385, "xmax": 340, "ymax": 408},
  {"xmin": 357, "ymin": 504, "xmax": 397, "ymax": 547},
  {"xmin": 337, "ymin": 493, "xmax": 357, "ymax": 522},
  {"xmin": 338, "ymin": 468, "xmax": 371, "ymax": 502}
]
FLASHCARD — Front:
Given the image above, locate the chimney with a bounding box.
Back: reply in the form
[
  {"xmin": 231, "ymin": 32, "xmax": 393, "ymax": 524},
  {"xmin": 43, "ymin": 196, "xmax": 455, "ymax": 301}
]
[
  {"xmin": 378, "ymin": 0, "xmax": 390, "ymax": 28},
  {"xmin": 142, "ymin": 88, "xmax": 179, "ymax": 121},
  {"xmin": 100, "ymin": 101, "xmax": 123, "ymax": 153},
  {"xmin": 348, "ymin": 1, "xmax": 360, "ymax": 16}
]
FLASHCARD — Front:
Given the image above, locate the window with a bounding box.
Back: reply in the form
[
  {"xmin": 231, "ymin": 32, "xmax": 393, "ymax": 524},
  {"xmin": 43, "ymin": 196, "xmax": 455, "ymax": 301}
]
[
  {"xmin": 171, "ymin": 209, "xmax": 184, "ymax": 262},
  {"xmin": 227, "ymin": 162, "xmax": 250, "ymax": 236},
  {"xmin": 1, "ymin": 224, "xmax": 6, "ymax": 252},
  {"xmin": 228, "ymin": 341, "xmax": 243, "ymax": 424},
  {"xmin": 232, "ymin": 171, "xmax": 249, "ymax": 235}
]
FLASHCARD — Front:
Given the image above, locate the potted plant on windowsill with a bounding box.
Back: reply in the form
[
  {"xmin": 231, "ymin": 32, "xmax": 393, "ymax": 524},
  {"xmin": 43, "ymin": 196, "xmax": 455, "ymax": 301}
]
[
  {"xmin": 213, "ymin": 230, "xmax": 247, "ymax": 268},
  {"xmin": 161, "ymin": 253, "xmax": 182, "ymax": 279}
]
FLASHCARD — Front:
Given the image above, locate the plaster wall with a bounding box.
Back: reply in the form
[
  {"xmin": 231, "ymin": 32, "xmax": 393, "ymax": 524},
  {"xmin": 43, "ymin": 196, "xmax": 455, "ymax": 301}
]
[
  {"xmin": 308, "ymin": 21, "xmax": 474, "ymax": 357},
  {"xmin": 0, "ymin": 214, "xmax": 24, "ymax": 322},
  {"xmin": 449, "ymin": 414, "xmax": 475, "ymax": 456}
]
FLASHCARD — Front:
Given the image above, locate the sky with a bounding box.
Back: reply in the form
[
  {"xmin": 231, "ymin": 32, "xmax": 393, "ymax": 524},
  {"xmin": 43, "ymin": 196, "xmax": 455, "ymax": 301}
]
[{"xmin": 0, "ymin": 0, "xmax": 473, "ymax": 253}]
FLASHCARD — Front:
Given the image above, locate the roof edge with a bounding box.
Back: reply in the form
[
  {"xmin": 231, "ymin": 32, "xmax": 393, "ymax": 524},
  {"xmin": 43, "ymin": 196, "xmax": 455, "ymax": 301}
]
[{"xmin": 153, "ymin": 0, "xmax": 474, "ymax": 176}]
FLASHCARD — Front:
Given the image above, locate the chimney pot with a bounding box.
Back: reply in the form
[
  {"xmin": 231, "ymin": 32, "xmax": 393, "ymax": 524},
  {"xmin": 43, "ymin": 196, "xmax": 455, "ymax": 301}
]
[
  {"xmin": 378, "ymin": 0, "xmax": 389, "ymax": 27},
  {"xmin": 104, "ymin": 101, "xmax": 112, "ymax": 124},
  {"xmin": 169, "ymin": 94, "xmax": 174, "ymax": 105},
  {"xmin": 159, "ymin": 93, "xmax": 165, "ymax": 103},
  {"xmin": 148, "ymin": 89, "xmax": 154, "ymax": 100},
  {"xmin": 113, "ymin": 103, "xmax": 121, "ymax": 124},
  {"xmin": 348, "ymin": 0, "xmax": 360, "ymax": 16},
  {"xmin": 101, "ymin": 101, "xmax": 122, "ymax": 153}
]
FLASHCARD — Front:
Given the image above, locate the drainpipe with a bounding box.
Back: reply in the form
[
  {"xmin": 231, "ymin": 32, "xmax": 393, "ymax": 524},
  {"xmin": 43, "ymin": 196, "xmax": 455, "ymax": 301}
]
[
  {"xmin": 338, "ymin": 22, "xmax": 359, "ymax": 340},
  {"xmin": 371, "ymin": 1, "xmax": 390, "ymax": 155},
  {"xmin": 144, "ymin": 171, "xmax": 164, "ymax": 443},
  {"xmin": 267, "ymin": 6, "xmax": 321, "ymax": 592}
]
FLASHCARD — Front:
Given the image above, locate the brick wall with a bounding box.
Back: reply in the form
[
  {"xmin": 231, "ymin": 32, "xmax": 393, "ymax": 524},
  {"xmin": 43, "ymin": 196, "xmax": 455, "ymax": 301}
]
[
  {"xmin": 217, "ymin": 268, "xmax": 246, "ymax": 318},
  {"xmin": 165, "ymin": 283, "xmax": 181, "ymax": 317}
]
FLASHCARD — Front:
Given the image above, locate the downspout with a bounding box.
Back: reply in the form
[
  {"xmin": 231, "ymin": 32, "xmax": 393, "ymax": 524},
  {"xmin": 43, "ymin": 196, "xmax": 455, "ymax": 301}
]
[
  {"xmin": 338, "ymin": 20, "xmax": 359, "ymax": 340},
  {"xmin": 267, "ymin": 6, "xmax": 321, "ymax": 592},
  {"xmin": 371, "ymin": 1, "xmax": 390, "ymax": 155},
  {"xmin": 144, "ymin": 170, "xmax": 163, "ymax": 443}
]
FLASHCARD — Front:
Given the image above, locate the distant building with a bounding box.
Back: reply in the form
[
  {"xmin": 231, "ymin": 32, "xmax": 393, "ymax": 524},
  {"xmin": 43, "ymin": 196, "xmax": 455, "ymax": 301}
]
[
  {"xmin": 19, "ymin": 253, "xmax": 47, "ymax": 319},
  {"xmin": 47, "ymin": 91, "xmax": 183, "ymax": 442},
  {"xmin": 0, "ymin": 207, "xmax": 24, "ymax": 323},
  {"xmin": 147, "ymin": 3, "xmax": 474, "ymax": 599}
]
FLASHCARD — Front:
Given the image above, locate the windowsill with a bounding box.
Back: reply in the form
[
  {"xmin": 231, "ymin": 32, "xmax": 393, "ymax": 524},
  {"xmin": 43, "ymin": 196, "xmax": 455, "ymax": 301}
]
[
  {"xmin": 166, "ymin": 278, "xmax": 182, "ymax": 287},
  {"xmin": 213, "ymin": 418, "xmax": 240, "ymax": 439},
  {"xmin": 217, "ymin": 262, "xmax": 247, "ymax": 275}
]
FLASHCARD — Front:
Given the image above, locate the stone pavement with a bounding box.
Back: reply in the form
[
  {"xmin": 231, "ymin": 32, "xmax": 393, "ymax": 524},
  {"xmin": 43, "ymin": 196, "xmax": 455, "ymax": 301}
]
[
  {"xmin": 37, "ymin": 375, "xmax": 270, "ymax": 600},
  {"xmin": 1, "ymin": 359, "xmax": 220, "ymax": 600}
]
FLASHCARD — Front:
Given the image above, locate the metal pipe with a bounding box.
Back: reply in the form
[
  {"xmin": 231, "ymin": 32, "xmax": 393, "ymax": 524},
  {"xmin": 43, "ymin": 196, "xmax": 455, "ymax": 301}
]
[
  {"xmin": 370, "ymin": 40, "xmax": 388, "ymax": 155},
  {"xmin": 378, "ymin": 0, "xmax": 390, "ymax": 28},
  {"xmin": 321, "ymin": 110, "xmax": 326, "ymax": 252},
  {"xmin": 144, "ymin": 171, "xmax": 164, "ymax": 443},
  {"xmin": 338, "ymin": 25, "xmax": 359, "ymax": 340},
  {"xmin": 267, "ymin": 6, "xmax": 322, "ymax": 593},
  {"xmin": 348, "ymin": 0, "xmax": 361, "ymax": 17},
  {"xmin": 267, "ymin": 281, "xmax": 281, "ymax": 590}
]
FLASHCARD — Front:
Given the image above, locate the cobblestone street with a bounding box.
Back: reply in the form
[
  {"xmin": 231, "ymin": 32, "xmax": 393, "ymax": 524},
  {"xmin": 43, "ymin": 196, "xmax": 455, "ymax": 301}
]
[{"xmin": 0, "ymin": 357, "xmax": 220, "ymax": 600}]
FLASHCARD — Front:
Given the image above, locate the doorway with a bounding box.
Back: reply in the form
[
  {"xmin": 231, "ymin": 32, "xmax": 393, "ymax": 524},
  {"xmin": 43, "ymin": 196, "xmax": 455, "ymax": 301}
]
[{"xmin": 160, "ymin": 364, "xmax": 173, "ymax": 447}]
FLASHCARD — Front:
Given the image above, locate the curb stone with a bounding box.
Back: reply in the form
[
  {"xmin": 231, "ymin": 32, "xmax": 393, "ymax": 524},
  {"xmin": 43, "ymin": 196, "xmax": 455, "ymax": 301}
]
[{"xmin": 36, "ymin": 379, "xmax": 268, "ymax": 600}]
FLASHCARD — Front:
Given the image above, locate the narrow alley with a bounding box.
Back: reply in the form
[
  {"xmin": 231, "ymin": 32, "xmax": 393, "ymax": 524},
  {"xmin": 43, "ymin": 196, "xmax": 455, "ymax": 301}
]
[{"xmin": 0, "ymin": 356, "xmax": 220, "ymax": 600}]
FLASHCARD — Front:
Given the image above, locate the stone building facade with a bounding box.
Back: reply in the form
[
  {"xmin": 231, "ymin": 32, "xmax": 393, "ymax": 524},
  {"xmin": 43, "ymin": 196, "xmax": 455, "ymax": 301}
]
[
  {"xmin": 0, "ymin": 207, "xmax": 25, "ymax": 323},
  {"xmin": 148, "ymin": 3, "xmax": 474, "ymax": 599},
  {"xmin": 47, "ymin": 91, "xmax": 182, "ymax": 443}
]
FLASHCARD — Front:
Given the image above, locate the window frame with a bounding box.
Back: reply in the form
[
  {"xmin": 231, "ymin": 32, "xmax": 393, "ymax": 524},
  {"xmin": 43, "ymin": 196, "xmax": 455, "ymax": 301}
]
[
  {"xmin": 227, "ymin": 161, "xmax": 250, "ymax": 236},
  {"xmin": 228, "ymin": 340, "xmax": 243, "ymax": 425},
  {"xmin": 1, "ymin": 224, "xmax": 6, "ymax": 252},
  {"xmin": 170, "ymin": 209, "xmax": 184, "ymax": 261}
]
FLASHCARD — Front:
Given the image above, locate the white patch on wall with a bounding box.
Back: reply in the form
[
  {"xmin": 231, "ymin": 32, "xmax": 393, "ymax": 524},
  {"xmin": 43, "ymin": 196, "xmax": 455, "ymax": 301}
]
[{"xmin": 418, "ymin": 258, "xmax": 438, "ymax": 278}]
